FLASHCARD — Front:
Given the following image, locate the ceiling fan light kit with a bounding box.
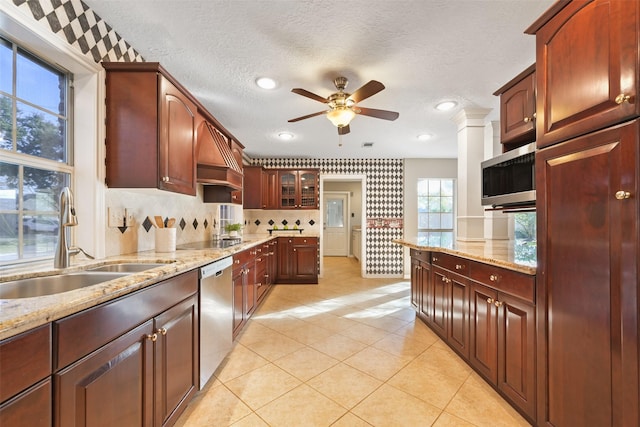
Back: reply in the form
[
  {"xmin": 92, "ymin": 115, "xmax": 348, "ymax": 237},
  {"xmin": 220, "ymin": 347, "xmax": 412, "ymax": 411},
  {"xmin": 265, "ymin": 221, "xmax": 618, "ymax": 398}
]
[{"xmin": 289, "ymin": 76, "xmax": 399, "ymax": 135}]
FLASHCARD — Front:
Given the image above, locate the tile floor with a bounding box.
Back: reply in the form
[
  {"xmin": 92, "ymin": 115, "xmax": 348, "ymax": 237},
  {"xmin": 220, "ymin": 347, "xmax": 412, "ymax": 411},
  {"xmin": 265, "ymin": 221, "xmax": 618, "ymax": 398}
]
[{"xmin": 175, "ymin": 257, "xmax": 531, "ymax": 427}]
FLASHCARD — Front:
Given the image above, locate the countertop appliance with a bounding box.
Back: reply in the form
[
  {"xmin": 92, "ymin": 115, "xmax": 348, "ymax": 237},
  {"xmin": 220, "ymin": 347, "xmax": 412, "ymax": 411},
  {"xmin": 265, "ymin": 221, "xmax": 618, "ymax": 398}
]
[
  {"xmin": 199, "ymin": 256, "xmax": 233, "ymax": 389},
  {"xmin": 481, "ymin": 142, "xmax": 536, "ymax": 208}
]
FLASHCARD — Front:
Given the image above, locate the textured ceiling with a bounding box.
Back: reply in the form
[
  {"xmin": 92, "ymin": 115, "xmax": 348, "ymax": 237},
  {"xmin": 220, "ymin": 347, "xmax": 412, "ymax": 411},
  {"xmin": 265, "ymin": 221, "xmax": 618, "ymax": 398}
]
[{"xmin": 83, "ymin": 0, "xmax": 554, "ymax": 160}]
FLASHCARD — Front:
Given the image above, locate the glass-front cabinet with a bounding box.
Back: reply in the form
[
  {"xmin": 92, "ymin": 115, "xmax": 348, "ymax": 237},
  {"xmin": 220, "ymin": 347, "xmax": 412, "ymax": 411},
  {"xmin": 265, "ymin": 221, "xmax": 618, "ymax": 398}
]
[{"xmin": 277, "ymin": 169, "xmax": 318, "ymax": 209}]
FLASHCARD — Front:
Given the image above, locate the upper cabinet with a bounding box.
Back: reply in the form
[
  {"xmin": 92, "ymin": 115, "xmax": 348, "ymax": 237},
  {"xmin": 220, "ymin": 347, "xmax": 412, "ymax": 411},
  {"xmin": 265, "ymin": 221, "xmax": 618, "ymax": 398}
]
[
  {"xmin": 526, "ymin": 0, "xmax": 639, "ymax": 149},
  {"xmin": 103, "ymin": 62, "xmax": 197, "ymax": 196},
  {"xmin": 278, "ymin": 169, "xmax": 319, "ymax": 209},
  {"xmin": 493, "ymin": 64, "xmax": 536, "ymax": 151}
]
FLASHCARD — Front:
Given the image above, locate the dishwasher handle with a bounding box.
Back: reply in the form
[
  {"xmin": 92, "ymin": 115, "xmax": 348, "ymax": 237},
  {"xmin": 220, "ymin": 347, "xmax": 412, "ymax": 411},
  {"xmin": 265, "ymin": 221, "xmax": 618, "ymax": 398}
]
[{"xmin": 200, "ymin": 256, "xmax": 233, "ymax": 279}]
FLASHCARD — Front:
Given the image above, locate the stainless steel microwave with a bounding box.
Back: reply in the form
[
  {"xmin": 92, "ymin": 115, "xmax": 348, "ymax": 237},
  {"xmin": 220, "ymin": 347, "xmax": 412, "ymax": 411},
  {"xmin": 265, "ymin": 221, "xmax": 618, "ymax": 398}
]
[{"xmin": 481, "ymin": 142, "xmax": 536, "ymax": 208}]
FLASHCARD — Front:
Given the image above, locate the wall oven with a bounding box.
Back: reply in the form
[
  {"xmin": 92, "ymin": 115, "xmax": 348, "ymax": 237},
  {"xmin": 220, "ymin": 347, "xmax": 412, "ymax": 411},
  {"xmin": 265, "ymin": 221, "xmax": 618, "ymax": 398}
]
[{"xmin": 481, "ymin": 142, "xmax": 536, "ymax": 208}]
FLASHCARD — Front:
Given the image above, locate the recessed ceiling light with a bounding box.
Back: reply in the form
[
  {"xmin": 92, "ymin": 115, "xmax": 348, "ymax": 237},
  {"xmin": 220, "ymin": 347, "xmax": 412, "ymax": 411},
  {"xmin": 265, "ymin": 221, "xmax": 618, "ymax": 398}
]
[
  {"xmin": 256, "ymin": 77, "xmax": 277, "ymax": 89},
  {"xmin": 278, "ymin": 132, "xmax": 294, "ymax": 140},
  {"xmin": 417, "ymin": 133, "xmax": 433, "ymax": 141},
  {"xmin": 435, "ymin": 100, "xmax": 457, "ymax": 111}
]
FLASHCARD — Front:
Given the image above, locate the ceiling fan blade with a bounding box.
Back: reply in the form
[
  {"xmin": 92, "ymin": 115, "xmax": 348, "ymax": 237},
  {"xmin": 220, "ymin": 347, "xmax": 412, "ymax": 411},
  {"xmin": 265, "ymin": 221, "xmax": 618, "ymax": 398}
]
[
  {"xmin": 337, "ymin": 125, "xmax": 350, "ymax": 135},
  {"xmin": 356, "ymin": 107, "xmax": 399, "ymax": 121},
  {"xmin": 291, "ymin": 88, "xmax": 327, "ymax": 103},
  {"xmin": 348, "ymin": 80, "xmax": 385, "ymax": 103},
  {"xmin": 288, "ymin": 111, "xmax": 327, "ymax": 123}
]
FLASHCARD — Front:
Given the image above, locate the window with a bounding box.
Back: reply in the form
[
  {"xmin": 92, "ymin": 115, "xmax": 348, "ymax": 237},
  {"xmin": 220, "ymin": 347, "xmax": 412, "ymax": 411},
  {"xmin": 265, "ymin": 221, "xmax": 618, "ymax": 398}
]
[
  {"xmin": 514, "ymin": 212, "xmax": 536, "ymax": 265},
  {"xmin": 0, "ymin": 35, "xmax": 72, "ymax": 264},
  {"xmin": 417, "ymin": 178, "xmax": 455, "ymax": 248}
]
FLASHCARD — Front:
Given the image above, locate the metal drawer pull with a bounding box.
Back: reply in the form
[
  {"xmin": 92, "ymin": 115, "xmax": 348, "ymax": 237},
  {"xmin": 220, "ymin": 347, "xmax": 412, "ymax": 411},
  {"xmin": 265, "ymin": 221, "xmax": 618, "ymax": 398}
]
[
  {"xmin": 157, "ymin": 328, "xmax": 167, "ymax": 336},
  {"xmin": 146, "ymin": 333, "xmax": 158, "ymax": 342},
  {"xmin": 615, "ymin": 93, "xmax": 631, "ymax": 104},
  {"xmin": 490, "ymin": 274, "xmax": 499, "ymax": 282},
  {"xmin": 487, "ymin": 298, "xmax": 495, "ymax": 304},
  {"xmin": 455, "ymin": 264, "xmax": 464, "ymax": 270},
  {"xmin": 494, "ymin": 301, "xmax": 503, "ymax": 307},
  {"xmin": 615, "ymin": 190, "xmax": 631, "ymax": 200}
]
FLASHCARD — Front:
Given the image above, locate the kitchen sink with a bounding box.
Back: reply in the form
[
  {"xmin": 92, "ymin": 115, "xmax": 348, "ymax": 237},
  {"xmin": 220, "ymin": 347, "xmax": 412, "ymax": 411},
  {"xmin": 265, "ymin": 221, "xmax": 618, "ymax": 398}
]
[
  {"xmin": 0, "ymin": 272, "xmax": 129, "ymax": 299},
  {"xmin": 87, "ymin": 263, "xmax": 166, "ymax": 273}
]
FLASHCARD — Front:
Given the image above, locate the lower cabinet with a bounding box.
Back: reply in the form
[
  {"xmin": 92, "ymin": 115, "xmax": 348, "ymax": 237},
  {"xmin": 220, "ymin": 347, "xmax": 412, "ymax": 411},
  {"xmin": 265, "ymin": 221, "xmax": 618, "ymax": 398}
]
[
  {"xmin": 53, "ymin": 270, "xmax": 199, "ymax": 427},
  {"xmin": 411, "ymin": 251, "xmax": 536, "ymax": 423},
  {"xmin": 277, "ymin": 237, "xmax": 318, "ymax": 284}
]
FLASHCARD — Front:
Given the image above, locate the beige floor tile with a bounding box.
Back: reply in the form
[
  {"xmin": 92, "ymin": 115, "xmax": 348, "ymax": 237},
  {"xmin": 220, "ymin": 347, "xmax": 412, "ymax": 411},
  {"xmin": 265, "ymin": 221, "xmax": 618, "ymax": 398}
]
[
  {"xmin": 242, "ymin": 330, "xmax": 306, "ymax": 361},
  {"xmin": 330, "ymin": 412, "xmax": 373, "ymax": 426},
  {"xmin": 343, "ymin": 346, "xmax": 412, "ymax": 381},
  {"xmin": 351, "ymin": 383, "xmax": 441, "ymax": 426},
  {"xmin": 252, "ymin": 313, "xmax": 308, "ymax": 334},
  {"xmin": 281, "ymin": 321, "xmax": 335, "ymax": 345},
  {"xmin": 301, "ymin": 312, "xmax": 362, "ymax": 333},
  {"xmin": 309, "ymin": 332, "xmax": 369, "ymax": 360},
  {"xmin": 372, "ymin": 331, "xmax": 433, "ymax": 359},
  {"xmin": 173, "ymin": 384, "xmax": 253, "ymax": 427},
  {"xmin": 388, "ymin": 358, "xmax": 466, "ymax": 409},
  {"xmin": 413, "ymin": 344, "xmax": 473, "ymax": 383},
  {"xmin": 273, "ymin": 346, "xmax": 339, "ymax": 381},
  {"xmin": 433, "ymin": 412, "xmax": 477, "ymax": 426},
  {"xmin": 350, "ymin": 312, "xmax": 410, "ymax": 333},
  {"xmin": 256, "ymin": 384, "xmax": 347, "ymax": 427},
  {"xmin": 445, "ymin": 374, "xmax": 531, "ymax": 427},
  {"xmin": 215, "ymin": 344, "xmax": 270, "ymax": 383},
  {"xmin": 230, "ymin": 412, "xmax": 270, "ymax": 426},
  {"xmin": 235, "ymin": 320, "xmax": 279, "ymax": 346},
  {"xmin": 307, "ymin": 363, "xmax": 383, "ymax": 409},
  {"xmin": 225, "ymin": 363, "xmax": 301, "ymax": 410},
  {"xmin": 338, "ymin": 321, "xmax": 389, "ymax": 345}
]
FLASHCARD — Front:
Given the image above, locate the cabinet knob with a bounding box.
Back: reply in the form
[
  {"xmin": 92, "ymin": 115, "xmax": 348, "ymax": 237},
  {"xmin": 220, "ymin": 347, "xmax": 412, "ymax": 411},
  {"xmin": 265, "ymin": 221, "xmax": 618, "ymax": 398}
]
[
  {"xmin": 523, "ymin": 116, "xmax": 535, "ymax": 123},
  {"xmin": 146, "ymin": 333, "xmax": 158, "ymax": 342},
  {"xmin": 489, "ymin": 274, "xmax": 499, "ymax": 282},
  {"xmin": 486, "ymin": 298, "xmax": 495, "ymax": 304},
  {"xmin": 494, "ymin": 300, "xmax": 503, "ymax": 307},
  {"xmin": 615, "ymin": 93, "xmax": 631, "ymax": 104},
  {"xmin": 455, "ymin": 264, "xmax": 464, "ymax": 270},
  {"xmin": 441, "ymin": 276, "xmax": 447, "ymax": 282},
  {"xmin": 161, "ymin": 176, "xmax": 170, "ymax": 183},
  {"xmin": 293, "ymin": 248, "xmax": 296, "ymax": 252},
  {"xmin": 157, "ymin": 327, "xmax": 167, "ymax": 336},
  {"xmin": 433, "ymin": 256, "xmax": 438, "ymax": 262},
  {"xmin": 615, "ymin": 190, "xmax": 631, "ymax": 200}
]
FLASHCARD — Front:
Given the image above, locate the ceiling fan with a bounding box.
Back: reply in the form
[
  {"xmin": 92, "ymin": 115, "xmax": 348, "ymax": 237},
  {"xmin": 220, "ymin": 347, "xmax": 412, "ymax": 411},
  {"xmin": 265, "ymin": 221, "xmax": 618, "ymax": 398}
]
[{"xmin": 288, "ymin": 77, "xmax": 399, "ymax": 135}]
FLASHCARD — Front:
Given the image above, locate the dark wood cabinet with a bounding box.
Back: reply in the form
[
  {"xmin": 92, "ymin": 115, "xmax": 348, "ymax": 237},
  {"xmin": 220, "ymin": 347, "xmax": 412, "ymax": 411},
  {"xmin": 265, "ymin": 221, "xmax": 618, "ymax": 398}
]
[
  {"xmin": 278, "ymin": 169, "xmax": 319, "ymax": 209},
  {"xmin": 0, "ymin": 324, "xmax": 51, "ymax": 427},
  {"xmin": 103, "ymin": 62, "xmax": 197, "ymax": 196},
  {"xmin": 232, "ymin": 249, "xmax": 255, "ymax": 337},
  {"xmin": 277, "ymin": 237, "xmax": 318, "ymax": 284},
  {"xmin": 242, "ymin": 166, "xmax": 264, "ymax": 209},
  {"xmin": 54, "ymin": 270, "xmax": 199, "ymax": 427},
  {"xmin": 493, "ymin": 64, "xmax": 536, "ymax": 151},
  {"xmin": 536, "ymin": 119, "xmax": 639, "ymax": 427},
  {"xmin": 527, "ymin": 0, "xmax": 639, "ymax": 149}
]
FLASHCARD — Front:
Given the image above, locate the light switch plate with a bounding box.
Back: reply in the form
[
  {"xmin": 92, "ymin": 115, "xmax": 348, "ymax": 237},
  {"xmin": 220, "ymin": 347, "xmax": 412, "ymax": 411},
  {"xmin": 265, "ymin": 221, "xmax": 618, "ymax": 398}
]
[{"xmin": 108, "ymin": 207, "xmax": 124, "ymax": 228}]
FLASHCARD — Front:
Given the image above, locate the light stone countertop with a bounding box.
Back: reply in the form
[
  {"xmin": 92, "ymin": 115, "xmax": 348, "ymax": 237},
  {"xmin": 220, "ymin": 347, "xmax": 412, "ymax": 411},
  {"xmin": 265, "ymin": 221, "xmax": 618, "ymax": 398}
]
[
  {"xmin": 0, "ymin": 234, "xmax": 291, "ymax": 341},
  {"xmin": 394, "ymin": 238, "xmax": 537, "ymax": 275}
]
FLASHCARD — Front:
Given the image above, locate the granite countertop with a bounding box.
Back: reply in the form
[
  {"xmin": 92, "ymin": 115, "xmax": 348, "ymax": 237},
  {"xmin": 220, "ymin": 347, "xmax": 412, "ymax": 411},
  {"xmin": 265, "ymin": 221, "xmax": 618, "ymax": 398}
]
[
  {"xmin": 0, "ymin": 234, "xmax": 283, "ymax": 341},
  {"xmin": 393, "ymin": 238, "xmax": 537, "ymax": 275}
]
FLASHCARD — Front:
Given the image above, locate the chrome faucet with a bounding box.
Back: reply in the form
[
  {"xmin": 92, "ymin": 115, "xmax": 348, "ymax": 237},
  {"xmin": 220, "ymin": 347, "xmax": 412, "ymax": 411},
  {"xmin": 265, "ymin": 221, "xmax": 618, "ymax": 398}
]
[{"xmin": 54, "ymin": 187, "xmax": 94, "ymax": 268}]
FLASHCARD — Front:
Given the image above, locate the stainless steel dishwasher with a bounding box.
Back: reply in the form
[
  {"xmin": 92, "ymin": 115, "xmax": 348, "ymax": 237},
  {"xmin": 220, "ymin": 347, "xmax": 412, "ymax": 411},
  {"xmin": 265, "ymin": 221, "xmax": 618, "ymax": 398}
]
[{"xmin": 199, "ymin": 256, "xmax": 233, "ymax": 389}]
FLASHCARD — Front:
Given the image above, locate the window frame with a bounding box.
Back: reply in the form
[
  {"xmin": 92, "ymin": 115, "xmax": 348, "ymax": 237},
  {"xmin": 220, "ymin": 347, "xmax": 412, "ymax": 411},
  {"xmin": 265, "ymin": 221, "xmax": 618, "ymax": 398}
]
[{"xmin": 417, "ymin": 178, "xmax": 456, "ymax": 247}]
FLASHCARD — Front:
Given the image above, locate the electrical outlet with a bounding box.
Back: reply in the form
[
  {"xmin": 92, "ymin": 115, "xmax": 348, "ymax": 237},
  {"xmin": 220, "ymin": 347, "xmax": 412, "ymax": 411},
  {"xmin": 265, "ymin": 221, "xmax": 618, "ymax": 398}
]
[{"xmin": 108, "ymin": 207, "xmax": 124, "ymax": 228}]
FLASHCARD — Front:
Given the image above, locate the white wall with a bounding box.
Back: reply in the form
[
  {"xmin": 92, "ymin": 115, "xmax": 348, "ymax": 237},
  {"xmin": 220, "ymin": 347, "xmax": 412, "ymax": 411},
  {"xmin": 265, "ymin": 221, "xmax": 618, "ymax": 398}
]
[{"xmin": 403, "ymin": 158, "xmax": 458, "ymax": 277}]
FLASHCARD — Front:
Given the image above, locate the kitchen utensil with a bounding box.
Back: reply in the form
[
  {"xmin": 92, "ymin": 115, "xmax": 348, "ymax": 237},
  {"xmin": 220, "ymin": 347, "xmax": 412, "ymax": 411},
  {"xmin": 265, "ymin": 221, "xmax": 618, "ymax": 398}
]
[
  {"xmin": 166, "ymin": 218, "xmax": 176, "ymax": 228},
  {"xmin": 154, "ymin": 215, "xmax": 164, "ymax": 228}
]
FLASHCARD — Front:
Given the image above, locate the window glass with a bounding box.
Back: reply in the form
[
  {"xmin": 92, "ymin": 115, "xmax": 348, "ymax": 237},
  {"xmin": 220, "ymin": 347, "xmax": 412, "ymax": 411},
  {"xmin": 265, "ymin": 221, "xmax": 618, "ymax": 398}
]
[
  {"xmin": 514, "ymin": 212, "xmax": 536, "ymax": 265},
  {"xmin": 326, "ymin": 199, "xmax": 344, "ymax": 227},
  {"xmin": 417, "ymin": 178, "xmax": 455, "ymax": 249},
  {"xmin": 0, "ymin": 35, "xmax": 72, "ymax": 265}
]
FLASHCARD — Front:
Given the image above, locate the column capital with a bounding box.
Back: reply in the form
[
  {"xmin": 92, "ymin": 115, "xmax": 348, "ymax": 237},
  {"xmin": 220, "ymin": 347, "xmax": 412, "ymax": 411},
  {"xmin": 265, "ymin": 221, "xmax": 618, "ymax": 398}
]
[{"xmin": 452, "ymin": 108, "xmax": 492, "ymax": 130}]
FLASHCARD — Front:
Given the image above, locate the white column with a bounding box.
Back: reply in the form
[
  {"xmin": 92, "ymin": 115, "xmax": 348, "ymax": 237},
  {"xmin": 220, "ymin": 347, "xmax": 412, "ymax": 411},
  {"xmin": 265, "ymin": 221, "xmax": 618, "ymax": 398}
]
[
  {"xmin": 484, "ymin": 121, "xmax": 509, "ymax": 240},
  {"xmin": 453, "ymin": 108, "xmax": 491, "ymax": 242}
]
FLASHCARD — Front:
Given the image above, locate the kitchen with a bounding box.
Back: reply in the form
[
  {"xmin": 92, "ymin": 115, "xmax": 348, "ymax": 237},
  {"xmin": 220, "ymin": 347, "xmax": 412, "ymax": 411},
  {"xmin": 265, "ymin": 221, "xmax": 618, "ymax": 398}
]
[{"xmin": 1, "ymin": 1, "xmax": 639, "ymax": 426}]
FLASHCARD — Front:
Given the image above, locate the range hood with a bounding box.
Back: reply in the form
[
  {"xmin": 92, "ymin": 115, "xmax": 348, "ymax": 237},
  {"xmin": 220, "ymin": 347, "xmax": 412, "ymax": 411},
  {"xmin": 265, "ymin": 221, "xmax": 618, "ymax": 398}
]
[{"xmin": 196, "ymin": 121, "xmax": 242, "ymax": 190}]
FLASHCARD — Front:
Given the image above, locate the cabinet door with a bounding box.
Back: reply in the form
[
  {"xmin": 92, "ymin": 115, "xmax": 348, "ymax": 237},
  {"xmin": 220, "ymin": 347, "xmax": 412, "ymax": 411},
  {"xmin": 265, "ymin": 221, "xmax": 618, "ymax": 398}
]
[
  {"xmin": 255, "ymin": 250, "xmax": 268, "ymax": 302},
  {"xmin": 497, "ymin": 293, "xmax": 535, "ymax": 420},
  {"xmin": 410, "ymin": 257, "xmax": 422, "ymax": 311},
  {"xmin": 268, "ymin": 239, "xmax": 278, "ymax": 283},
  {"xmin": 447, "ymin": 274, "xmax": 470, "ymax": 359},
  {"xmin": 277, "ymin": 238, "xmax": 293, "ymax": 281},
  {"xmin": 534, "ymin": 0, "xmax": 639, "ymax": 148},
  {"xmin": 279, "ymin": 171, "xmax": 297, "ymax": 208},
  {"xmin": 418, "ymin": 260, "xmax": 432, "ymax": 324},
  {"xmin": 499, "ymin": 69, "xmax": 536, "ymax": 148},
  {"xmin": 298, "ymin": 170, "xmax": 318, "ymax": 209},
  {"xmin": 536, "ymin": 120, "xmax": 639, "ymax": 426},
  {"xmin": 154, "ymin": 296, "xmax": 199, "ymax": 427},
  {"xmin": 469, "ymin": 283, "xmax": 498, "ymax": 384},
  {"xmin": 232, "ymin": 266, "xmax": 245, "ymax": 336},
  {"xmin": 293, "ymin": 240, "xmax": 318, "ymax": 283},
  {"xmin": 0, "ymin": 379, "xmax": 51, "ymax": 427},
  {"xmin": 55, "ymin": 320, "xmax": 155, "ymax": 427},
  {"xmin": 159, "ymin": 76, "xmax": 197, "ymax": 195},
  {"xmin": 245, "ymin": 258, "xmax": 256, "ymax": 316},
  {"xmin": 264, "ymin": 169, "xmax": 279, "ymax": 209},
  {"xmin": 431, "ymin": 267, "xmax": 448, "ymax": 339},
  {"xmin": 242, "ymin": 166, "xmax": 263, "ymax": 209}
]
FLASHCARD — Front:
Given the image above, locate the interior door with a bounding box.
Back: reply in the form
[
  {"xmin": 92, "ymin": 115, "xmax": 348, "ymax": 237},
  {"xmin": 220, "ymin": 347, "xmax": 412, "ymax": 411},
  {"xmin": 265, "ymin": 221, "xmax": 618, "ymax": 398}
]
[{"xmin": 323, "ymin": 192, "xmax": 348, "ymax": 256}]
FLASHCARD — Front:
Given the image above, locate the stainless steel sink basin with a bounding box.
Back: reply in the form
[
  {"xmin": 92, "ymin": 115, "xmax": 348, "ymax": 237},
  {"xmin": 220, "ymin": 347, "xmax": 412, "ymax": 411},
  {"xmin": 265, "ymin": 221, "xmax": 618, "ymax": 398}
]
[
  {"xmin": 0, "ymin": 272, "xmax": 129, "ymax": 299},
  {"xmin": 88, "ymin": 263, "xmax": 165, "ymax": 273}
]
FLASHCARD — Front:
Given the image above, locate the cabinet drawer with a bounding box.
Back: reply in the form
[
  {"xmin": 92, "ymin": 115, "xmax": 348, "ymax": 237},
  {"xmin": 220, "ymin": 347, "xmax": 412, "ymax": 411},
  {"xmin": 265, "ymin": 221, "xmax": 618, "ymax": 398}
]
[
  {"xmin": 0, "ymin": 324, "xmax": 51, "ymax": 403},
  {"xmin": 233, "ymin": 248, "xmax": 253, "ymax": 269},
  {"xmin": 293, "ymin": 237, "xmax": 316, "ymax": 245},
  {"xmin": 54, "ymin": 270, "xmax": 198, "ymax": 371},
  {"xmin": 410, "ymin": 249, "xmax": 430, "ymax": 263},
  {"xmin": 469, "ymin": 261, "xmax": 534, "ymax": 303},
  {"xmin": 432, "ymin": 252, "xmax": 468, "ymax": 274},
  {"xmin": 0, "ymin": 378, "xmax": 51, "ymax": 427}
]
